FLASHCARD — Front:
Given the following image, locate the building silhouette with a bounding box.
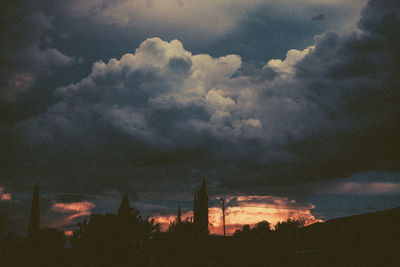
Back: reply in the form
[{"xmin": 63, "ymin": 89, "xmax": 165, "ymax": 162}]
[
  {"xmin": 28, "ymin": 184, "xmax": 40, "ymax": 237},
  {"xmin": 193, "ymin": 178, "xmax": 208, "ymax": 236}
]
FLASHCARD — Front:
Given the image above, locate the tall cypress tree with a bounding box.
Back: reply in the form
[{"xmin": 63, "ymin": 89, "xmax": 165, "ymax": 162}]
[
  {"xmin": 28, "ymin": 184, "xmax": 40, "ymax": 237},
  {"xmin": 193, "ymin": 178, "xmax": 208, "ymax": 237},
  {"xmin": 199, "ymin": 178, "xmax": 208, "ymax": 235},
  {"xmin": 118, "ymin": 195, "xmax": 131, "ymax": 221}
]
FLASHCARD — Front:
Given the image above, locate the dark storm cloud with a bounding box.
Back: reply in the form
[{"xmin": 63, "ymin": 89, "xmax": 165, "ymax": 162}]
[
  {"xmin": 0, "ymin": 0, "xmax": 81, "ymax": 127},
  {"xmin": 288, "ymin": 0, "xmax": 400, "ymax": 181},
  {"xmin": 0, "ymin": 0, "xmax": 364, "ymax": 123},
  {"xmin": 311, "ymin": 14, "xmax": 325, "ymax": 21},
  {"xmin": 1, "ymin": 0, "xmax": 399, "ymax": 194}
]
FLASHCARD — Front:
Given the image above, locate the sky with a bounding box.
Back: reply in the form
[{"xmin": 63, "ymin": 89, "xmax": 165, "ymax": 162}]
[{"xmin": 0, "ymin": 0, "xmax": 399, "ymax": 235}]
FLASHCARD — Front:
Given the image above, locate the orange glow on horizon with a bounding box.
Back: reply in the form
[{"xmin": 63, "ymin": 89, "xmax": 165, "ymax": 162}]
[
  {"xmin": 152, "ymin": 195, "xmax": 323, "ymax": 235},
  {"xmin": 64, "ymin": 230, "xmax": 74, "ymax": 237},
  {"xmin": 0, "ymin": 193, "xmax": 11, "ymax": 201},
  {"xmin": 0, "ymin": 187, "xmax": 11, "ymax": 201},
  {"xmin": 47, "ymin": 195, "xmax": 322, "ymax": 237},
  {"xmin": 50, "ymin": 201, "xmax": 96, "ymax": 228}
]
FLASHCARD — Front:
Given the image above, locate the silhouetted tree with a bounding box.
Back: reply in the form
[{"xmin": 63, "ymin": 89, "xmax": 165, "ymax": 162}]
[
  {"xmin": 28, "ymin": 184, "xmax": 40, "ymax": 238},
  {"xmin": 193, "ymin": 178, "xmax": 208, "ymax": 237},
  {"xmin": 38, "ymin": 227, "xmax": 66, "ymax": 249},
  {"xmin": 253, "ymin": 220, "xmax": 271, "ymax": 233},
  {"xmin": 118, "ymin": 195, "xmax": 132, "ymax": 220},
  {"xmin": 167, "ymin": 205, "xmax": 195, "ymax": 238},
  {"xmin": 168, "ymin": 217, "xmax": 195, "ymax": 235},
  {"xmin": 233, "ymin": 224, "xmax": 251, "ymax": 238},
  {"xmin": 71, "ymin": 195, "xmax": 160, "ymax": 266},
  {"xmin": 273, "ymin": 218, "xmax": 306, "ymax": 252},
  {"xmin": 156, "ymin": 217, "xmax": 198, "ymax": 265},
  {"xmin": 241, "ymin": 224, "xmax": 251, "ymax": 232},
  {"xmin": 274, "ymin": 218, "xmax": 305, "ymax": 232},
  {"xmin": 233, "ymin": 221, "xmax": 271, "ymax": 239}
]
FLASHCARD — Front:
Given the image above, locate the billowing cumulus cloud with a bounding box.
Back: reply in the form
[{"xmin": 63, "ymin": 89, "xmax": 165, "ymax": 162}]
[
  {"xmin": 264, "ymin": 46, "xmax": 314, "ymax": 76},
  {"xmin": 22, "ymin": 38, "xmax": 245, "ymax": 149},
  {"xmin": 0, "ymin": 0, "xmax": 366, "ymax": 122},
  {"xmin": 19, "ymin": 36, "xmax": 326, "ymax": 177},
  {"xmin": 288, "ymin": 0, "xmax": 400, "ymax": 179},
  {"xmin": 0, "ymin": 0, "xmax": 399, "ymax": 195}
]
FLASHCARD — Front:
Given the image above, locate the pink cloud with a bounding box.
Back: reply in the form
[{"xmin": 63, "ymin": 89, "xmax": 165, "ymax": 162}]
[
  {"xmin": 64, "ymin": 230, "xmax": 74, "ymax": 237},
  {"xmin": 50, "ymin": 201, "xmax": 95, "ymax": 228},
  {"xmin": 0, "ymin": 186, "xmax": 11, "ymax": 201},
  {"xmin": 2, "ymin": 72, "xmax": 35, "ymax": 101}
]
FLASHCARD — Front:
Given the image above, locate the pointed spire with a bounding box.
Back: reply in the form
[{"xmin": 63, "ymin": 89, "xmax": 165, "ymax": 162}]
[
  {"xmin": 28, "ymin": 184, "xmax": 40, "ymax": 237},
  {"xmin": 118, "ymin": 195, "xmax": 131, "ymax": 219},
  {"xmin": 177, "ymin": 204, "xmax": 182, "ymax": 224},
  {"xmin": 199, "ymin": 177, "xmax": 207, "ymax": 197},
  {"xmin": 201, "ymin": 177, "xmax": 206, "ymax": 191}
]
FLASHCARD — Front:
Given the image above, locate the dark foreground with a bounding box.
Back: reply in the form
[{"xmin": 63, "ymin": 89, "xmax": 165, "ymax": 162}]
[{"xmin": 1, "ymin": 206, "xmax": 399, "ymax": 267}]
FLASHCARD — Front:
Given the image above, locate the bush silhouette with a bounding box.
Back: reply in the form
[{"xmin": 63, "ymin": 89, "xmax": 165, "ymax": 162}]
[
  {"xmin": 70, "ymin": 195, "xmax": 159, "ymax": 266},
  {"xmin": 274, "ymin": 218, "xmax": 305, "ymax": 232}
]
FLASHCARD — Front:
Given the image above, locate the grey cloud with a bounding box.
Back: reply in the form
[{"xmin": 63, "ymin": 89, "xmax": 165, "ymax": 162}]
[
  {"xmin": 23, "ymin": 38, "xmax": 246, "ymax": 151},
  {"xmin": 1, "ymin": 0, "xmax": 399, "ymax": 194},
  {"xmin": 0, "ymin": 0, "xmax": 83, "ymax": 134},
  {"xmin": 29, "ymin": 43, "xmax": 77, "ymax": 70},
  {"xmin": 0, "ymin": 0, "xmax": 365, "ymax": 124},
  {"xmin": 311, "ymin": 14, "xmax": 325, "ymax": 21},
  {"xmin": 287, "ymin": 0, "xmax": 400, "ymax": 178},
  {"xmin": 0, "ymin": 3, "xmax": 78, "ymax": 101}
]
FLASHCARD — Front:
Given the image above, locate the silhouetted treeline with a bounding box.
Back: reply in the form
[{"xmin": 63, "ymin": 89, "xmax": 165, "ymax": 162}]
[{"xmin": 1, "ymin": 195, "xmax": 400, "ymax": 266}]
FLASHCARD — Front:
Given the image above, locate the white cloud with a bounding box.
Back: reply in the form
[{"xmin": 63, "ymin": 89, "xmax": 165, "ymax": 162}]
[
  {"xmin": 29, "ymin": 43, "xmax": 77, "ymax": 70},
  {"xmin": 205, "ymin": 89, "xmax": 236, "ymax": 113},
  {"xmin": 21, "ymin": 0, "xmax": 399, "ymax": 173},
  {"xmin": 264, "ymin": 46, "xmax": 314, "ymax": 76},
  {"xmin": 20, "ymin": 36, "xmax": 333, "ymax": 164}
]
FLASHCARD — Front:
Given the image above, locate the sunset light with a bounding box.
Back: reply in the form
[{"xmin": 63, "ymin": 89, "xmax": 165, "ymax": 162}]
[
  {"xmin": 1, "ymin": 0, "xmax": 399, "ymax": 265},
  {"xmin": 0, "ymin": 187, "xmax": 11, "ymax": 201},
  {"xmin": 152, "ymin": 195, "xmax": 323, "ymax": 235},
  {"xmin": 50, "ymin": 201, "xmax": 96, "ymax": 228}
]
